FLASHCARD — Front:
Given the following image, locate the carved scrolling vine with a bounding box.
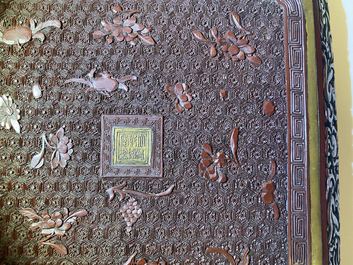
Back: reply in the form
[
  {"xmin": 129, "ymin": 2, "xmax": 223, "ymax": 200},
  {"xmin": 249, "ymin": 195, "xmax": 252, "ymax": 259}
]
[{"xmin": 206, "ymin": 247, "xmax": 250, "ymax": 265}]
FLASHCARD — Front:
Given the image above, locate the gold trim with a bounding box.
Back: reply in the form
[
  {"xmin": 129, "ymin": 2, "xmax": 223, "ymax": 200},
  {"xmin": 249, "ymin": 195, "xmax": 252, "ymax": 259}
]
[{"xmin": 303, "ymin": 0, "xmax": 323, "ymax": 264}]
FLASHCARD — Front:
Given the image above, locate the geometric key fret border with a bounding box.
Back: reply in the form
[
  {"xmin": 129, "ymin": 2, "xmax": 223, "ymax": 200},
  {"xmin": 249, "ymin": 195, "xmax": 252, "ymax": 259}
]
[{"xmin": 278, "ymin": 0, "xmax": 310, "ymax": 264}]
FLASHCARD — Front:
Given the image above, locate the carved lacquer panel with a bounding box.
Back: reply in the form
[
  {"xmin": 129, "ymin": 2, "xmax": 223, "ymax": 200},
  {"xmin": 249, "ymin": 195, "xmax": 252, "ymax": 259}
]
[{"xmin": 0, "ymin": 0, "xmax": 311, "ymax": 264}]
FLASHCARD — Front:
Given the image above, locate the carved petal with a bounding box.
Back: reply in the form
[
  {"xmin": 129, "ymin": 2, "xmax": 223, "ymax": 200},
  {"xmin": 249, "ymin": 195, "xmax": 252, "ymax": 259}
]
[
  {"xmin": 51, "ymin": 150, "xmax": 60, "ymax": 169},
  {"xmin": 19, "ymin": 208, "xmax": 42, "ymax": 221},
  {"xmin": 247, "ymin": 55, "xmax": 262, "ymax": 66},
  {"xmin": 10, "ymin": 118, "xmax": 20, "ymax": 134},
  {"xmin": 30, "ymin": 135, "xmax": 46, "ymax": 169},
  {"xmin": 202, "ymin": 143, "xmax": 213, "ymax": 154},
  {"xmin": 92, "ymin": 30, "xmax": 105, "ymax": 39},
  {"xmin": 192, "ymin": 30, "xmax": 208, "ymax": 42},
  {"xmin": 210, "ymin": 45, "xmax": 217, "ymax": 58},
  {"xmin": 111, "ymin": 3, "xmax": 123, "ymax": 13},
  {"xmin": 230, "ymin": 128, "xmax": 240, "ymax": 164},
  {"xmin": 138, "ymin": 34, "xmax": 156, "ymax": 45}
]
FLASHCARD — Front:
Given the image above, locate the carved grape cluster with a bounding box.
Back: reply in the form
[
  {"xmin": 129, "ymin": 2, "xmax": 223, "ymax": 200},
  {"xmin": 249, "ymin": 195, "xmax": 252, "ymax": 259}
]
[{"xmin": 119, "ymin": 197, "xmax": 143, "ymax": 234}]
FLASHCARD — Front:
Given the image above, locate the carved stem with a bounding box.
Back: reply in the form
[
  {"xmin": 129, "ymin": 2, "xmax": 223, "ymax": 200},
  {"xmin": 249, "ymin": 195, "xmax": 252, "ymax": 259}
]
[
  {"xmin": 206, "ymin": 247, "xmax": 237, "ymax": 265},
  {"xmin": 42, "ymin": 133, "xmax": 56, "ymax": 149},
  {"xmin": 122, "ymin": 252, "xmax": 137, "ymax": 265},
  {"xmin": 39, "ymin": 234, "xmax": 55, "ymax": 243},
  {"xmin": 115, "ymin": 184, "xmax": 175, "ymax": 198}
]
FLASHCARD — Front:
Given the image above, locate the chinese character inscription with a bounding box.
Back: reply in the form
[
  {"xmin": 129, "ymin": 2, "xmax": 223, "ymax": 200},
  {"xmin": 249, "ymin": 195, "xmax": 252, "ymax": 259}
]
[{"xmin": 112, "ymin": 127, "xmax": 152, "ymax": 166}]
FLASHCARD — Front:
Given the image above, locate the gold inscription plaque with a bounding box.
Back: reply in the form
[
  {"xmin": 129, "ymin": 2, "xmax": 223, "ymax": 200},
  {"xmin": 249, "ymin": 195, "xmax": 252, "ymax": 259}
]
[{"xmin": 112, "ymin": 127, "xmax": 152, "ymax": 166}]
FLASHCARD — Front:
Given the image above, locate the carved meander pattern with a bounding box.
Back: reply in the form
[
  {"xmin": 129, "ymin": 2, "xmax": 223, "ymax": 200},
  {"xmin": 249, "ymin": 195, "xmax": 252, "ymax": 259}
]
[{"xmin": 0, "ymin": 0, "xmax": 290, "ymax": 264}]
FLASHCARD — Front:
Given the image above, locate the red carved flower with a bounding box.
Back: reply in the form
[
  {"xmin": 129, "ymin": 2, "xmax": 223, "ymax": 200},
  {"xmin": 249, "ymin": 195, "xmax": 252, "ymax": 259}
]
[
  {"xmin": 198, "ymin": 143, "xmax": 228, "ymax": 183},
  {"xmin": 165, "ymin": 83, "xmax": 193, "ymax": 113}
]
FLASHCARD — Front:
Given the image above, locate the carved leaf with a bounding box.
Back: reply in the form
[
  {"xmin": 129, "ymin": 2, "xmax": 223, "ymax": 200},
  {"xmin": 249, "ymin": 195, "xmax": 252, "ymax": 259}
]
[
  {"xmin": 9, "ymin": 119, "xmax": 20, "ymax": 134},
  {"xmin": 237, "ymin": 51, "xmax": 245, "ymax": 60},
  {"xmin": 32, "ymin": 20, "xmax": 61, "ymax": 35},
  {"xmin": 230, "ymin": 12, "xmax": 250, "ymax": 34},
  {"xmin": 66, "ymin": 209, "xmax": 88, "ymax": 222},
  {"xmin": 111, "ymin": 3, "xmax": 123, "ymax": 13},
  {"xmin": 192, "ymin": 30, "xmax": 207, "ymax": 42},
  {"xmin": 237, "ymin": 38, "xmax": 249, "ymax": 46},
  {"xmin": 131, "ymin": 23, "xmax": 144, "ymax": 32},
  {"xmin": 182, "ymin": 101, "xmax": 192, "ymax": 110},
  {"xmin": 138, "ymin": 34, "xmax": 156, "ymax": 45},
  {"xmin": 230, "ymin": 128, "xmax": 240, "ymax": 164},
  {"xmin": 32, "ymin": 83, "xmax": 42, "ymax": 99},
  {"xmin": 241, "ymin": 45, "xmax": 255, "ymax": 54},
  {"xmin": 175, "ymin": 102, "xmax": 183, "ymax": 113},
  {"xmin": 217, "ymin": 171, "xmax": 228, "ymax": 183},
  {"xmin": 261, "ymin": 192, "xmax": 274, "ymax": 204},
  {"xmin": 202, "ymin": 143, "xmax": 213, "ymax": 154},
  {"xmin": 42, "ymin": 242, "xmax": 68, "ymax": 256},
  {"xmin": 219, "ymin": 89, "xmax": 228, "ymax": 100},
  {"xmin": 262, "ymin": 181, "xmax": 275, "ymax": 193},
  {"xmin": 106, "ymin": 187, "xmax": 115, "ymax": 201},
  {"xmin": 141, "ymin": 27, "xmax": 151, "ymax": 34},
  {"xmin": 272, "ymin": 203, "xmax": 280, "ymax": 221},
  {"xmin": 210, "ymin": 27, "xmax": 218, "ymax": 40},
  {"xmin": 270, "ymin": 159, "xmax": 277, "ymax": 178},
  {"xmin": 154, "ymin": 184, "xmax": 175, "ymax": 197},
  {"xmin": 19, "ymin": 208, "xmax": 42, "ymax": 221},
  {"xmin": 210, "ymin": 45, "xmax": 217, "ymax": 58},
  {"xmin": 118, "ymin": 83, "xmax": 129, "ymax": 92},
  {"xmin": 30, "ymin": 135, "xmax": 46, "ymax": 169},
  {"xmin": 224, "ymin": 31, "xmax": 237, "ymax": 42},
  {"xmin": 123, "ymin": 252, "xmax": 137, "ymax": 265},
  {"xmin": 247, "ymin": 55, "xmax": 262, "ymax": 66},
  {"xmin": 263, "ymin": 100, "xmax": 275, "ymax": 116}
]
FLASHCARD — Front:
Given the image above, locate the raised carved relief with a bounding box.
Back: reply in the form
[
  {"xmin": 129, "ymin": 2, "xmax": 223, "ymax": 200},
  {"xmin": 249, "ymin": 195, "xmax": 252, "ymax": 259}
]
[
  {"xmin": 65, "ymin": 68, "xmax": 137, "ymax": 96},
  {"xmin": 192, "ymin": 12, "xmax": 262, "ymax": 66},
  {"xmin": 30, "ymin": 126, "xmax": 73, "ymax": 169},
  {"xmin": 0, "ymin": 95, "xmax": 21, "ymax": 134},
  {"xmin": 19, "ymin": 208, "xmax": 88, "ymax": 255},
  {"xmin": 261, "ymin": 160, "xmax": 280, "ymax": 221},
  {"xmin": 164, "ymin": 83, "xmax": 193, "ymax": 113},
  {"xmin": 230, "ymin": 128, "xmax": 240, "ymax": 165},
  {"xmin": 219, "ymin": 89, "xmax": 229, "ymax": 101},
  {"xmin": 93, "ymin": 4, "xmax": 156, "ymax": 46},
  {"xmin": 106, "ymin": 183, "xmax": 174, "ymax": 233},
  {"xmin": 198, "ymin": 143, "xmax": 228, "ymax": 183},
  {"xmin": 206, "ymin": 247, "xmax": 250, "ymax": 265},
  {"xmin": 0, "ymin": 19, "xmax": 61, "ymax": 47},
  {"xmin": 32, "ymin": 83, "xmax": 42, "ymax": 99},
  {"xmin": 262, "ymin": 100, "xmax": 276, "ymax": 116}
]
